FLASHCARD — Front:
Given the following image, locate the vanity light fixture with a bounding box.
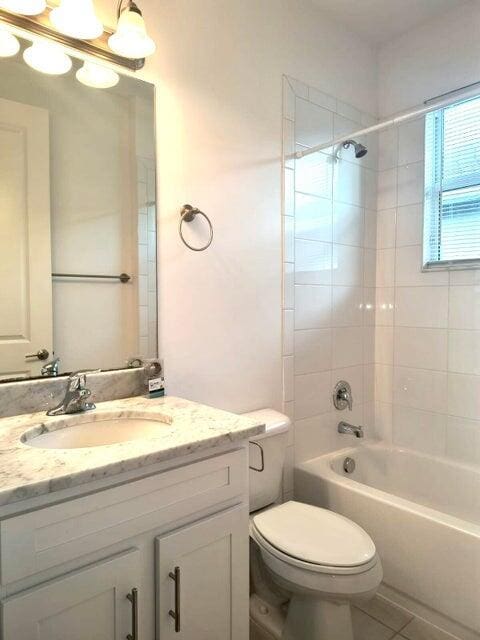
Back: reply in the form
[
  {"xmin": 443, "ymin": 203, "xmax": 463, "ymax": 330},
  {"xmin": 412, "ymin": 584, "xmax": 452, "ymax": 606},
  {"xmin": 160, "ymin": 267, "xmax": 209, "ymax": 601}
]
[
  {"xmin": 76, "ymin": 60, "xmax": 119, "ymax": 88},
  {"xmin": 0, "ymin": 25, "xmax": 19, "ymax": 55},
  {"xmin": 49, "ymin": 0, "xmax": 103, "ymax": 41},
  {"xmin": 23, "ymin": 40, "xmax": 72, "ymax": 74},
  {"xmin": 108, "ymin": 0, "xmax": 155, "ymax": 60},
  {"xmin": 0, "ymin": 0, "xmax": 46, "ymax": 15}
]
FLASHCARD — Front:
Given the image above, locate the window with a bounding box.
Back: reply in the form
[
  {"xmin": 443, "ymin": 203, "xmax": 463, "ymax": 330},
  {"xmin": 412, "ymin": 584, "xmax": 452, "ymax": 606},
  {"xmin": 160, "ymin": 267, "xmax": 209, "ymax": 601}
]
[{"xmin": 424, "ymin": 94, "xmax": 480, "ymax": 268}]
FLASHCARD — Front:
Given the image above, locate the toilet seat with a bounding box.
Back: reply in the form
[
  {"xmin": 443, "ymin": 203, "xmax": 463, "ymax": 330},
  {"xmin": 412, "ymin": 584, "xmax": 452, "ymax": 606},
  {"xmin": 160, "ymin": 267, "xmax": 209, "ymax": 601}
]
[{"xmin": 251, "ymin": 501, "xmax": 378, "ymax": 575}]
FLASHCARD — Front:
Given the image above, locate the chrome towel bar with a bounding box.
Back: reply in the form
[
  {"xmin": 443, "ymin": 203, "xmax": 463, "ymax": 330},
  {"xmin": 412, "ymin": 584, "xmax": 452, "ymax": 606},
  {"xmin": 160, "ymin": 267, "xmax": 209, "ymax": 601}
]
[{"xmin": 52, "ymin": 272, "xmax": 131, "ymax": 283}]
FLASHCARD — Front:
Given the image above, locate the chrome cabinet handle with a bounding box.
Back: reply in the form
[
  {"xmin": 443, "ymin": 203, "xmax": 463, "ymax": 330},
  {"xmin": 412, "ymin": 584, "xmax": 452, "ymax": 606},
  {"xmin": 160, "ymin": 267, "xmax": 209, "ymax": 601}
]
[
  {"xmin": 169, "ymin": 566, "xmax": 181, "ymax": 632},
  {"xmin": 126, "ymin": 587, "xmax": 138, "ymax": 640},
  {"xmin": 25, "ymin": 348, "xmax": 49, "ymax": 361}
]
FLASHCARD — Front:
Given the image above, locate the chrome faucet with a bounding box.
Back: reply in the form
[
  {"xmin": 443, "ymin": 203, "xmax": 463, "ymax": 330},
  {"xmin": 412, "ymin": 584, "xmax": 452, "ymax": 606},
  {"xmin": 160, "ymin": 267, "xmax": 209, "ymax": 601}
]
[
  {"xmin": 46, "ymin": 370, "xmax": 99, "ymax": 416},
  {"xmin": 338, "ymin": 421, "xmax": 364, "ymax": 438},
  {"xmin": 333, "ymin": 381, "xmax": 353, "ymax": 411},
  {"xmin": 41, "ymin": 357, "xmax": 60, "ymax": 377}
]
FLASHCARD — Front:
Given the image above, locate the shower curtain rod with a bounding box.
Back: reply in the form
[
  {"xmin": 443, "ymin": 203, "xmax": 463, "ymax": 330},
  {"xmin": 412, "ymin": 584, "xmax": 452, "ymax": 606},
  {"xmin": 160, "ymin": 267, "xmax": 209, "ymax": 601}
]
[{"xmin": 293, "ymin": 85, "xmax": 480, "ymax": 161}]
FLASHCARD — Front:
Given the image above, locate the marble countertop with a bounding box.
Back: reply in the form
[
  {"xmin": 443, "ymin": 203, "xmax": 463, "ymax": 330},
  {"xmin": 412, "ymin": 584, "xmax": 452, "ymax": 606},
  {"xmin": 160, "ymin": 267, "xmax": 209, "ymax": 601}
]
[{"xmin": 0, "ymin": 395, "xmax": 264, "ymax": 507}]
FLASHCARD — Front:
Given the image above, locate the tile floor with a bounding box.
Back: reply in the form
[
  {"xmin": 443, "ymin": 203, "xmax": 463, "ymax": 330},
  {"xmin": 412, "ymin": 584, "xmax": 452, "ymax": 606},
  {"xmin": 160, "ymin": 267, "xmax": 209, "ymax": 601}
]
[{"xmin": 353, "ymin": 595, "xmax": 462, "ymax": 640}]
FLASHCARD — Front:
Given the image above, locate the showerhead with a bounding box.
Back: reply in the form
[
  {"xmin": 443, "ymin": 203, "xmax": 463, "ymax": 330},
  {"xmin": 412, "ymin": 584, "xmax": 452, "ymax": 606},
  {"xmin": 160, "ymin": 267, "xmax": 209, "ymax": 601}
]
[{"xmin": 342, "ymin": 139, "xmax": 368, "ymax": 159}]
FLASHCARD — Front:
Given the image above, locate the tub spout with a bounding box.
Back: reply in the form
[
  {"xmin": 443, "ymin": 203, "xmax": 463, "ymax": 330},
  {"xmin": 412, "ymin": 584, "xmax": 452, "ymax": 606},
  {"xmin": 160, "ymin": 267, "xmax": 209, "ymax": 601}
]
[{"xmin": 338, "ymin": 421, "xmax": 364, "ymax": 438}]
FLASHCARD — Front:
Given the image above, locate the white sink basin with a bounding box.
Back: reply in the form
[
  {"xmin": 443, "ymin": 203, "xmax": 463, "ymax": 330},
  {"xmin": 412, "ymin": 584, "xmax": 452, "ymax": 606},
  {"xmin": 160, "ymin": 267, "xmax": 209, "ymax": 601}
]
[{"xmin": 21, "ymin": 411, "xmax": 172, "ymax": 449}]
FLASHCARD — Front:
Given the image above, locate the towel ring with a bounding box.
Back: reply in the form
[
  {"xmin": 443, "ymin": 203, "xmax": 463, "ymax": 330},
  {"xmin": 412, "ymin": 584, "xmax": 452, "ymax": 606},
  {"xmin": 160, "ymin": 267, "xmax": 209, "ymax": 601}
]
[{"xmin": 179, "ymin": 204, "xmax": 213, "ymax": 251}]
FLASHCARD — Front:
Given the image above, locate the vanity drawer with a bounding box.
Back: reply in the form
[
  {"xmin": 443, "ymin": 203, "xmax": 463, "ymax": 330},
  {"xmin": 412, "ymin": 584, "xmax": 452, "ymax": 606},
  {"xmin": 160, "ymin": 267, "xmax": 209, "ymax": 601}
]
[{"xmin": 0, "ymin": 448, "xmax": 246, "ymax": 584}]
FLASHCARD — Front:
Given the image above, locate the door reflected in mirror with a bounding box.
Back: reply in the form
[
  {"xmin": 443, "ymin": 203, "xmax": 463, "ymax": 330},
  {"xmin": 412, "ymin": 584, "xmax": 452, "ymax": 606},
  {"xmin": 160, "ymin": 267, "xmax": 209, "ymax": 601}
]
[{"xmin": 0, "ymin": 34, "xmax": 157, "ymax": 381}]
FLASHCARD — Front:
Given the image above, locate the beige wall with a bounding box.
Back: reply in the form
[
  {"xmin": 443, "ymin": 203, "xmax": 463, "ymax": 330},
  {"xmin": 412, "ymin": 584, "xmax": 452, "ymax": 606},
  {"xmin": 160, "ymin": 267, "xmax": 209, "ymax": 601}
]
[{"xmin": 96, "ymin": 0, "xmax": 378, "ymax": 412}]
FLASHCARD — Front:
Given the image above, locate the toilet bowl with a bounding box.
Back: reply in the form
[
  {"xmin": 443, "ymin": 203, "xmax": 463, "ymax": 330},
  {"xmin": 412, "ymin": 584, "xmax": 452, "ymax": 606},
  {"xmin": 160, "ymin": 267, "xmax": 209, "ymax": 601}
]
[
  {"xmin": 244, "ymin": 409, "xmax": 382, "ymax": 640},
  {"xmin": 250, "ymin": 501, "xmax": 382, "ymax": 640}
]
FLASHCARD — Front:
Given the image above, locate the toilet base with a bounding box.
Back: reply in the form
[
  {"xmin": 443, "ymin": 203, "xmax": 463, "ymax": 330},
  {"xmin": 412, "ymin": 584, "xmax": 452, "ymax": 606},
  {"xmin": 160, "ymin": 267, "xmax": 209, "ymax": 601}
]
[{"xmin": 282, "ymin": 596, "xmax": 354, "ymax": 640}]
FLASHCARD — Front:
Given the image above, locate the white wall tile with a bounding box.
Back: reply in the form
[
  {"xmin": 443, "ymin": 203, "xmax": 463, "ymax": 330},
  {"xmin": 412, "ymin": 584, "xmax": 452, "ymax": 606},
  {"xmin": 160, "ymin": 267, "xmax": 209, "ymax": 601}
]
[
  {"xmin": 294, "ymin": 329, "xmax": 332, "ymax": 375},
  {"xmin": 397, "ymin": 118, "xmax": 425, "ymax": 166},
  {"xmin": 376, "ymin": 248, "xmax": 395, "ymax": 287},
  {"xmin": 376, "ymin": 288, "xmax": 395, "ymax": 326},
  {"xmin": 393, "ymin": 405, "xmax": 446, "ymax": 456},
  {"xmin": 395, "ymin": 286, "xmax": 449, "ymax": 328},
  {"xmin": 448, "ymin": 286, "xmax": 480, "ymax": 329},
  {"xmin": 333, "ymin": 244, "xmax": 364, "ymax": 287},
  {"xmin": 336, "ymin": 101, "xmax": 362, "ymax": 123},
  {"xmin": 377, "ymin": 168, "xmax": 397, "ymax": 210},
  {"xmin": 396, "ymin": 203, "xmax": 423, "ymax": 247},
  {"xmin": 374, "ymin": 402, "xmax": 393, "ymax": 441},
  {"xmin": 364, "ymin": 209, "xmax": 377, "ymax": 249},
  {"xmin": 364, "ymin": 287, "xmax": 376, "ymax": 326},
  {"xmin": 295, "ymin": 193, "xmax": 332, "ymax": 242},
  {"xmin": 283, "ymin": 310, "xmax": 294, "ymax": 356},
  {"xmin": 446, "ymin": 416, "xmax": 480, "ymax": 466},
  {"xmin": 333, "ymin": 202, "xmax": 364, "ymax": 246},
  {"xmin": 393, "ymin": 366, "xmax": 448, "ymax": 413},
  {"xmin": 283, "ymin": 262, "xmax": 294, "ymax": 310},
  {"xmin": 283, "ymin": 118, "xmax": 295, "ymax": 168},
  {"xmin": 283, "ymin": 355, "xmax": 294, "ymax": 402},
  {"xmin": 284, "ymin": 215, "xmax": 294, "ymax": 262},
  {"xmin": 295, "ymin": 152, "xmax": 332, "ymax": 198},
  {"xmin": 375, "ymin": 326, "xmax": 394, "ymax": 364},
  {"xmin": 284, "ymin": 168, "xmax": 295, "ymax": 216},
  {"xmin": 448, "ymin": 330, "xmax": 480, "ymax": 374},
  {"xmin": 394, "ymin": 327, "xmax": 447, "ymax": 371},
  {"xmin": 397, "ymin": 161, "xmax": 424, "ymax": 207},
  {"xmin": 332, "ymin": 327, "xmax": 364, "ymax": 368},
  {"xmin": 363, "ymin": 325, "xmax": 375, "ymax": 364},
  {"xmin": 295, "ymin": 284, "xmax": 331, "ymax": 329},
  {"xmin": 377, "ymin": 208, "xmax": 396, "ymax": 249},
  {"xmin": 376, "ymin": 364, "xmax": 393, "ymax": 403},
  {"xmin": 378, "ymin": 128, "xmax": 398, "ymax": 171},
  {"xmin": 294, "ymin": 370, "xmax": 331, "ymax": 419},
  {"xmin": 295, "ymin": 98, "xmax": 333, "ymax": 147},
  {"xmin": 448, "ymin": 372, "xmax": 480, "ymax": 420},
  {"xmin": 364, "ymin": 168, "xmax": 378, "ymax": 210},
  {"xmin": 283, "ymin": 78, "xmax": 296, "ymax": 121},
  {"xmin": 395, "ymin": 245, "xmax": 448, "ymax": 286},
  {"xmin": 333, "ymin": 159, "xmax": 364, "ymax": 207},
  {"xmin": 295, "ymin": 239, "xmax": 332, "ymax": 285},
  {"xmin": 332, "ymin": 286, "xmax": 364, "ymax": 327},
  {"xmin": 364, "ymin": 248, "xmax": 377, "ymax": 288},
  {"xmin": 294, "ymin": 412, "xmax": 335, "ymax": 463}
]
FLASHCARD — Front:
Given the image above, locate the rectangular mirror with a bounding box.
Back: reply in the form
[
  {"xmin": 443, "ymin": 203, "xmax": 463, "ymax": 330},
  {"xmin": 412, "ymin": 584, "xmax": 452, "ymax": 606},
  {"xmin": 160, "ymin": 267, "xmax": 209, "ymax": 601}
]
[{"xmin": 0, "ymin": 35, "xmax": 157, "ymax": 381}]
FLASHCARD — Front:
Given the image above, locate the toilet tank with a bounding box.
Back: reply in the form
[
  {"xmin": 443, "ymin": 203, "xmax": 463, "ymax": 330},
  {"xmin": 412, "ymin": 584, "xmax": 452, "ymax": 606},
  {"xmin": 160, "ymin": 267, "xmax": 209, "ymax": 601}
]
[{"xmin": 243, "ymin": 409, "xmax": 290, "ymax": 513}]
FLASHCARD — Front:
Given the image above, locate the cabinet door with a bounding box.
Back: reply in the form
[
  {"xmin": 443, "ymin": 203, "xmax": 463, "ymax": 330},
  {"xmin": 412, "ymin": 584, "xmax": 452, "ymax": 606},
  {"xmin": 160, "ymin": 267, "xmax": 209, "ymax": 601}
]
[
  {"xmin": 2, "ymin": 548, "xmax": 142, "ymax": 640},
  {"xmin": 156, "ymin": 505, "xmax": 249, "ymax": 640}
]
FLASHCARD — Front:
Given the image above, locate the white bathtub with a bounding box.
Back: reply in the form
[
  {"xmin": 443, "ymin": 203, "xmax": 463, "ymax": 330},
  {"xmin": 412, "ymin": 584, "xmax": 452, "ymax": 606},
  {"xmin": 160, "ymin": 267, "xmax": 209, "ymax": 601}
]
[{"xmin": 295, "ymin": 443, "xmax": 480, "ymax": 637}]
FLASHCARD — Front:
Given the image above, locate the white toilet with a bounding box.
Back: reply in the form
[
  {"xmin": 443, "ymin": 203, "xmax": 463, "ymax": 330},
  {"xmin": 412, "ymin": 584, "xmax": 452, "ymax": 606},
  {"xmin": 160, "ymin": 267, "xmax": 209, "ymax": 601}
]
[{"xmin": 245, "ymin": 408, "xmax": 383, "ymax": 640}]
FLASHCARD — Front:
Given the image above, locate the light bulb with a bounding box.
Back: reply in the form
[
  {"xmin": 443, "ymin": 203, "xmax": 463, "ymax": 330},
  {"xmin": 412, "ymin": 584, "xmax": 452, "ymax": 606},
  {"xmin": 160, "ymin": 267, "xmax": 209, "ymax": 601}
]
[
  {"xmin": 76, "ymin": 61, "xmax": 119, "ymax": 88},
  {"xmin": 50, "ymin": 0, "xmax": 103, "ymax": 40},
  {"xmin": 108, "ymin": 3, "xmax": 155, "ymax": 59},
  {"xmin": 0, "ymin": 27, "xmax": 19, "ymax": 57},
  {"xmin": 23, "ymin": 41, "xmax": 72, "ymax": 75},
  {"xmin": 0, "ymin": 0, "xmax": 46, "ymax": 15}
]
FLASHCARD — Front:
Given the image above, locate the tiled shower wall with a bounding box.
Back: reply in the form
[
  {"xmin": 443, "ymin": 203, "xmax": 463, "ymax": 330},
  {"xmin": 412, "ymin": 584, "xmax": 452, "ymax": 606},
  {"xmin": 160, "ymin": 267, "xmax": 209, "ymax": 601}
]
[
  {"xmin": 375, "ymin": 117, "xmax": 480, "ymax": 467},
  {"xmin": 283, "ymin": 79, "xmax": 480, "ymax": 479},
  {"xmin": 282, "ymin": 76, "xmax": 378, "ymax": 496}
]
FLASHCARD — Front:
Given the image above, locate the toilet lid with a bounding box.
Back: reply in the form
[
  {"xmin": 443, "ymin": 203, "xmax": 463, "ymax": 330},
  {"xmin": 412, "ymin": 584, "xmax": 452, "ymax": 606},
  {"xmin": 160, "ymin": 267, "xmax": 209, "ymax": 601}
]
[{"xmin": 252, "ymin": 501, "xmax": 376, "ymax": 567}]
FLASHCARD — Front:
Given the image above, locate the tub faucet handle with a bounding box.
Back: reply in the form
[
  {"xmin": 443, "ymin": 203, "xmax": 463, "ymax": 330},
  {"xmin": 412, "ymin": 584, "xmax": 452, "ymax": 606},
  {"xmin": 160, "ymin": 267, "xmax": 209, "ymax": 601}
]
[{"xmin": 333, "ymin": 380, "xmax": 353, "ymax": 411}]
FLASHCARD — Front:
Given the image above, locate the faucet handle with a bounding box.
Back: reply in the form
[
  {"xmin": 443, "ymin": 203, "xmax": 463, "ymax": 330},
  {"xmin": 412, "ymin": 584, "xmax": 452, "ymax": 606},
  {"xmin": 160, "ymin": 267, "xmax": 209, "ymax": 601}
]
[
  {"xmin": 333, "ymin": 380, "xmax": 353, "ymax": 411},
  {"xmin": 68, "ymin": 369, "xmax": 101, "ymax": 389}
]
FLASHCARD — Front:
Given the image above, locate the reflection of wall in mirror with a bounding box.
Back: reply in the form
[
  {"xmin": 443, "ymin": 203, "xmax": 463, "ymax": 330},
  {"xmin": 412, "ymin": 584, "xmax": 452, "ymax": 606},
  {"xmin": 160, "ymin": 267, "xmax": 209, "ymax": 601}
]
[{"xmin": 0, "ymin": 58, "xmax": 156, "ymax": 373}]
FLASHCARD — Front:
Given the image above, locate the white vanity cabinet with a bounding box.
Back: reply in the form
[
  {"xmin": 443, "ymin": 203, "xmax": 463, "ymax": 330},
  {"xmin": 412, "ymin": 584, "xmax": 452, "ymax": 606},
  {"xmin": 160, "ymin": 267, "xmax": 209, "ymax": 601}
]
[{"xmin": 0, "ymin": 447, "xmax": 249, "ymax": 640}]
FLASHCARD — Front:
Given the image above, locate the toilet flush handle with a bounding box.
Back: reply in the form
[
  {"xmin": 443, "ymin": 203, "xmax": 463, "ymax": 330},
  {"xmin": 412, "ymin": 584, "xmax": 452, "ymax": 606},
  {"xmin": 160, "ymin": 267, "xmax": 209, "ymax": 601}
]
[{"xmin": 249, "ymin": 441, "xmax": 265, "ymax": 472}]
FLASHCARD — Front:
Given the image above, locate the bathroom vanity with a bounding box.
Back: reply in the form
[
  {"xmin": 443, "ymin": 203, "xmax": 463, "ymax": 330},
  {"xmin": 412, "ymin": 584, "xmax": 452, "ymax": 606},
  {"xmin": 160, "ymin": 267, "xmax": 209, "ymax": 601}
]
[{"xmin": 0, "ymin": 395, "xmax": 264, "ymax": 640}]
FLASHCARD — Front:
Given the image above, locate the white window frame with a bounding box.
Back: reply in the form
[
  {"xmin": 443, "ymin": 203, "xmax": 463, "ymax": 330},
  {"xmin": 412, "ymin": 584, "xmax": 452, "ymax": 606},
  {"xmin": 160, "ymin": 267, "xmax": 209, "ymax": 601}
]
[{"xmin": 423, "ymin": 96, "xmax": 480, "ymax": 271}]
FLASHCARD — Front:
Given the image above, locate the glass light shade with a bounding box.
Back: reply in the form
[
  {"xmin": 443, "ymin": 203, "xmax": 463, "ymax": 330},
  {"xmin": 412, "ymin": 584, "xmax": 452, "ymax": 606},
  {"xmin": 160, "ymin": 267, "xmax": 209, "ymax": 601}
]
[
  {"xmin": 108, "ymin": 8, "xmax": 155, "ymax": 59},
  {"xmin": 0, "ymin": 28, "xmax": 19, "ymax": 56},
  {"xmin": 50, "ymin": 0, "xmax": 103, "ymax": 40},
  {"xmin": 76, "ymin": 61, "xmax": 119, "ymax": 88},
  {"xmin": 23, "ymin": 41, "xmax": 72, "ymax": 75},
  {"xmin": 0, "ymin": 0, "xmax": 46, "ymax": 15}
]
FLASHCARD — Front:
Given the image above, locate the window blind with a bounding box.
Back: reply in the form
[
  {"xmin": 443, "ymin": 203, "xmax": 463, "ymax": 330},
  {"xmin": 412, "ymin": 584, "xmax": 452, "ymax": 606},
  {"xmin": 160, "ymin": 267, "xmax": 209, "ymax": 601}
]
[{"xmin": 424, "ymin": 94, "xmax": 480, "ymax": 267}]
